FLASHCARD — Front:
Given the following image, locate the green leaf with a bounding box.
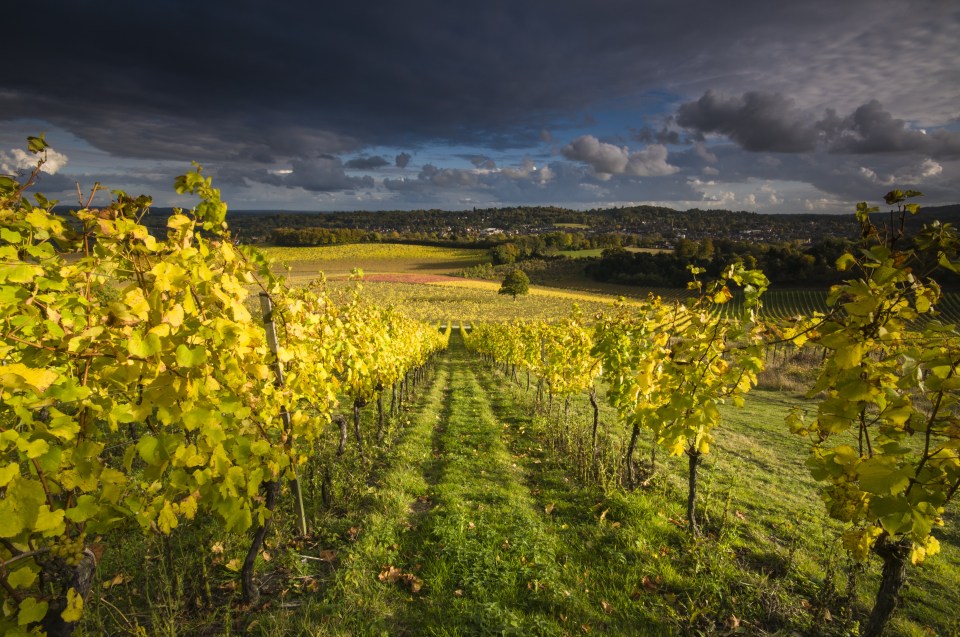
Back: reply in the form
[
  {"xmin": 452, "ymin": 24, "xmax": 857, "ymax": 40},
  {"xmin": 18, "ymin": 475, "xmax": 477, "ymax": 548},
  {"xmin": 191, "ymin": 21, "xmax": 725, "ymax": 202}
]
[
  {"xmin": 857, "ymin": 458, "xmax": 911, "ymax": 496},
  {"xmin": 27, "ymin": 135, "xmax": 49, "ymax": 154},
  {"xmin": 835, "ymin": 253, "xmax": 857, "ymax": 271},
  {"xmin": 61, "ymin": 588, "xmax": 83, "ymax": 623},
  {"xmin": 8, "ymin": 566, "xmax": 37, "ymax": 590},
  {"xmin": 127, "ymin": 332, "xmax": 162, "ymax": 358},
  {"xmin": 0, "ymin": 463, "xmax": 20, "ymax": 487},
  {"xmin": 157, "ymin": 501, "xmax": 178, "ymax": 534},
  {"xmin": 17, "ymin": 597, "xmax": 48, "ymax": 626},
  {"xmin": 183, "ymin": 408, "xmax": 215, "ymax": 431},
  {"xmin": 0, "ymin": 477, "xmax": 46, "ymax": 538},
  {"xmin": 884, "ymin": 189, "xmax": 906, "ymax": 205},
  {"xmin": 0, "ymin": 263, "xmax": 44, "ymax": 284},
  {"xmin": 136, "ymin": 436, "xmax": 162, "ymax": 465},
  {"xmin": 175, "ymin": 344, "xmax": 207, "ymax": 368},
  {"xmin": 34, "ymin": 506, "xmax": 65, "ymax": 537},
  {"xmin": 65, "ymin": 495, "xmax": 100, "ymax": 523},
  {"xmin": 0, "ymin": 363, "xmax": 59, "ymax": 393},
  {"xmin": 1, "ymin": 228, "xmax": 22, "ymax": 243}
]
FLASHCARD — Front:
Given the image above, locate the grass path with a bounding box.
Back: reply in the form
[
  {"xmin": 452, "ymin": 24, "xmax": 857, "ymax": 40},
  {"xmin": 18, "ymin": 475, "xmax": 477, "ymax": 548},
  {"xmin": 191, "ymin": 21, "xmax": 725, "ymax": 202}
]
[
  {"xmin": 388, "ymin": 336, "xmax": 568, "ymax": 635},
  {"xmin": 316, "ymin": 333, "xmax": 652, "ymax": 636},
  {"xmin": 249, "ymin": 332, "xmax": 959, "ymax": 636}
]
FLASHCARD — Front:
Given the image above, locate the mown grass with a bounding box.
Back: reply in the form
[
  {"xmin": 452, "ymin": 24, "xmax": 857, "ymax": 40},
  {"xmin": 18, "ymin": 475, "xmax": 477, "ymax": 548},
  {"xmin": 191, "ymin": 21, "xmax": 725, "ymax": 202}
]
[
  {"xmin": 480, "ymin": 354, "xmax": 960, "ymax": 636},
  {"xmin": 77, "ymin": 331, "xmax": 959, "ymax": 636}
]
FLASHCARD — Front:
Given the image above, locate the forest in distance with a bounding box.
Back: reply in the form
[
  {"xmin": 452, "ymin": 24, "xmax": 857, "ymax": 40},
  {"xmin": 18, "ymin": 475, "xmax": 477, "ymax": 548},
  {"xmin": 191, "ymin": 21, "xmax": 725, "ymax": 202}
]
[
  {"xmin": 117, "ymin": 202, "xmax": 960, "ymax": 248},
  {"xmin": 93, "ymin": 201, "xmax": 960, "ymax": 289}
]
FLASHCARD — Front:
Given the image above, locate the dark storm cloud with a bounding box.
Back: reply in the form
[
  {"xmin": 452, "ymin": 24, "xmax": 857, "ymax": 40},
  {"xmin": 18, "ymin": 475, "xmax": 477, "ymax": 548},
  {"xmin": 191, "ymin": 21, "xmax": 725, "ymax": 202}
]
[
  {"xmin": 4, "ymin": 0, "xmax": 957, "ymax": 211},
  {"xmin": 820, "ymin": 101, "xmax": 960, "ymax": 157},
  {"xmin": 677, "ymin": 92, "xmax": 960, "ymax": 158},
  {"xmin": 462, "ymin": 155, "xmax": 497, "ymax": 170},
  {"xmin": 249, "ymin": 157, "xmax": 373, "ymax": 193},
  {"xmin": 345, "ymin": 155, "xmax": 390, "ymax": 170},
  {"xmin": 5, "ymin": 0, "xmax": 955, "ymax": 161},
  {"xmin": 631, "ymin": 127, "xmax": 682, "ymax": 146},
  {"xmin": 676, "ymin": 91, "xmax": 818, "ymax": 153}
]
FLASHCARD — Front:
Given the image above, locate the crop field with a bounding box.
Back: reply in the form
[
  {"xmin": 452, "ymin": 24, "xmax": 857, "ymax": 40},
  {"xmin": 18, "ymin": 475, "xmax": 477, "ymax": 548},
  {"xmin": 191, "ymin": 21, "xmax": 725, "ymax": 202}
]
[
  {"xmin": 260, "ymin": 244, "xmax": 960, "ymax": 325},
  {"xmin": 326, "ymin": 279, "xmax": 622, "ymax": 323},
  {"xmin": 260, "ymin": 243, "xmax": 490, "ymax": 281}
]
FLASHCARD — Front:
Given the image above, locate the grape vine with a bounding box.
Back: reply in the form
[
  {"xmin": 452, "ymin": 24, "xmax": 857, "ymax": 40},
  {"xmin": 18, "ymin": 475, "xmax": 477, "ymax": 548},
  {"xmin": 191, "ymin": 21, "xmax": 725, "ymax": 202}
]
[{"xmin": 0, "ymin": 138, "xmax": 448, "ymax": 634}]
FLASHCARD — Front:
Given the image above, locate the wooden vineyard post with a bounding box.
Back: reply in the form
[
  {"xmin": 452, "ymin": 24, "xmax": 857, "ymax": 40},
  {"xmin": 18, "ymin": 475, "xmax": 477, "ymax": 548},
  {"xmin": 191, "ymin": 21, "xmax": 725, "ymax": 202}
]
[{"xmin": 260, "ymin": 292, "xmax": 309, "ymax": 537}]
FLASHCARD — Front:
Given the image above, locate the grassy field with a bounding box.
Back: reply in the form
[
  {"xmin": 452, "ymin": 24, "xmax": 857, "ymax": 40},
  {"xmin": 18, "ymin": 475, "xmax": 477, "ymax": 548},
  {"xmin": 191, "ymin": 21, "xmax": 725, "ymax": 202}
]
[
  {"xmin": 329, "ymin": 279, "xmax": 627, "ymax": 323},
  {"xmin": 77, "ymin": 332, "xmax": 960, "ymax": 636},
  {"xmin": 558, "ymin": 246, "xmax": 669, "ymax": 258},
  {"xmin": 260, "ymin": 244, "xmax": 490, "ymax": 281}
]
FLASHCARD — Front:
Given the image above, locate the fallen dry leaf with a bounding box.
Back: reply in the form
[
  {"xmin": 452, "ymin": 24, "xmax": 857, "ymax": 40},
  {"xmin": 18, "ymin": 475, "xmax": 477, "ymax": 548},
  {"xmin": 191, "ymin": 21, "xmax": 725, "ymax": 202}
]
[
  {"xmin": 642, "ymin": 575, "xmax": 662, "ymax": 591},
  {"xmin": 601, "ymin": 600, "xmax": 614, "ymax": 614},
  {"xmin": 405, "ymin": 574, "xmax": 423, "ymax": 593},
  {"xmin": 378, "ymin": 566, "xmax": 403, "ymax": 584},
  {"xmin": 102, "ymin": 573, "xmax": 129, "ymax": 590}
]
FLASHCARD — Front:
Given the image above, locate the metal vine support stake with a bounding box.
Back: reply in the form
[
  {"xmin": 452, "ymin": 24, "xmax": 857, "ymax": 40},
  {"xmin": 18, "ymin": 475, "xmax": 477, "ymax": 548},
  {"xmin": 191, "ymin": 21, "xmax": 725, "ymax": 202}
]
[{"xmin": 259, "ymin": 292, "xmax": 309, "ymax": 537}]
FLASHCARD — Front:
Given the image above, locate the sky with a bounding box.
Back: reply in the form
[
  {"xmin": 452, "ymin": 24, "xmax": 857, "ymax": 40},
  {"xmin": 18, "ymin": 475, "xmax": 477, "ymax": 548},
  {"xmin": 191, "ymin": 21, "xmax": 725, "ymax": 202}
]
[{"xmin": 3, "ymin": 0, "xmax": 959, "ymax": 214}]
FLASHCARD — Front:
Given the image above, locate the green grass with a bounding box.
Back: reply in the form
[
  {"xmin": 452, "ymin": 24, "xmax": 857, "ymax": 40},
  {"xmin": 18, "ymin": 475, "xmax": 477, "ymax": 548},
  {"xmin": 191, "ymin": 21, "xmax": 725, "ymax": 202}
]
[
  {"xmin": 558, "ymin": 247, "xmax": 668, "ymax": 258},
  {"xmin": 77, "ymin": 334, "xmax": 960, "ymax": 636},
  {"xmin": 469, "ymin": 352, "xmax": 960, "ymax": 636},
  {"xmin": 260, "ymin": 243, "xmax": 490, "ymax": 281}
]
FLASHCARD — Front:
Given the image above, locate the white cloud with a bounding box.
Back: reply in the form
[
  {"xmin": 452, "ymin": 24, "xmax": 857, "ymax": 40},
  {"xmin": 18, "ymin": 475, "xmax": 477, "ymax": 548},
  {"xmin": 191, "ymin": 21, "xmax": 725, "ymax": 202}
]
[
  {"xmin": 914, "ymin": 158, "xmax": 943, "ymax": 180},
  {"xmin": 760, "ymin": 183, "xmax": 782, "ymax": 205},
  {"xmin": 561, "ymin": 136, "xmax": 629, "ymax": 179},
  {"xmin": 859, "ymin": 159, "xmax": 942, "ymax": 187},
  {"xmin": 561, "ymin": 135, "xmax": 678, "ymax": 180},
  {"xmin": 804, "ymin": 197, "xmax": 846, "ymax": 211},
  {"xmin": 625, "ymin": 144, "xmax": 680, "ymax": 177},
  {"xmin": 0, "ymin": 147, "xmax": 69, "ymax": 175},
  {"xmin": 499, "ymin": 161, "xmax": 533, "ymax": 180}
]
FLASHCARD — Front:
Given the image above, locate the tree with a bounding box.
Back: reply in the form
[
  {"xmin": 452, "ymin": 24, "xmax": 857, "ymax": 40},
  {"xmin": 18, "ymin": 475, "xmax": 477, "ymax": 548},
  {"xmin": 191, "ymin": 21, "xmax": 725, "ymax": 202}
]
[
  {"xmin": 491, "ymin": 243, "xmax": 519, "ymax": 265},
  {"xmin": 498, "ymin": 269, "xmax": 529, "ymax": 300}
]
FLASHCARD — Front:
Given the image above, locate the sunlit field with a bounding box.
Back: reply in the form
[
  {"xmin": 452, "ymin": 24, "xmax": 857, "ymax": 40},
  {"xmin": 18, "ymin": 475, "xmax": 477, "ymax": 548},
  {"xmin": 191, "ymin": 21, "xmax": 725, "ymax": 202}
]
[
  {"xmin": 261, "ymin": 244, "xmax": 960, "ymax": 324},
  {"xmin": 260, "ymin": 243, "xmax": 489, "ymax": 281},
  {"xmin": 327, "ymin": 279, "xmax": 621, "ymax": 323}
]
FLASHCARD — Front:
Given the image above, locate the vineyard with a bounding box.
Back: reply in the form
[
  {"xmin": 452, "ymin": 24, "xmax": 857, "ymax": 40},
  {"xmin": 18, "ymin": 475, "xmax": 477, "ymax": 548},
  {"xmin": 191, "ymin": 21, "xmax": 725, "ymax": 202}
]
[{"xmin": 2, "ymin": 142, "xmax": 960, "ymax": 636}]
